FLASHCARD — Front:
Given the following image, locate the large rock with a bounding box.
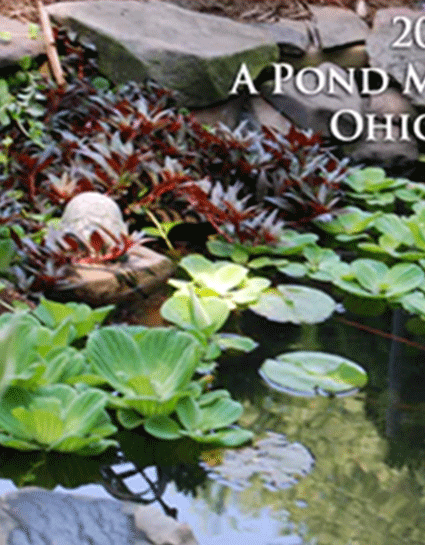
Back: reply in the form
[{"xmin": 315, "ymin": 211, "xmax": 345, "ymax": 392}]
[
  {"xmin": 0, "ymin": 16, "xmax": 45, "ymax": 68},
  {"xmin": 309, "ymin": 7, "xmax": 369, "ymax": 49},
  {"xmin": 260, "ymin": 19, "xmax": 310, "ymax": 55},
  {"xmin": 366, "ymin": 8, "xmax": 425, "ymax": 106},
  {"xmin": 0, "ymin": 488, "xmax": 198, "ymax": 545},
  {"xmin": 261, "ymin": 62, "xmax": 363, "ymax": 137},
  {"xmin": 47, "ymin": 0, "xmax": 279, "ymax": 107}
]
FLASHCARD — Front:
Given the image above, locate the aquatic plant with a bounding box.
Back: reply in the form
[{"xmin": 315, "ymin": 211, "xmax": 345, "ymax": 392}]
[
  {"xmin": 169, "ymin": 254, "xmax": 270, "ymax": 310},
  {"xmin": 33, "ymin": 297, "xmax": 114, "ymax": 339},
  {"xmin": 333, "ymin": 259, "xmax": 424, "ymax": 300},
  {"xmin": 206, "ymin": 229, "xmax": 318, "ymax": 264},
  {"xmin": 160, "ymin": 289, "xmax": 257, "ymax": 366},
  {"xmin": 144, "ymin": 390, "xmax": 253, "ymax": 447},
  {"xmin": 0, "ymin": 384, "xmax": 117, "ymax": 454},
  {"xmin": 249, "ymin": 284, "xmax": 337, "ymax": 324},
  {"xmin": 259, "ymin": 351, "xmax": 368, "ymax": 396},
  {"xmin": 87, "ymin": 326, "xmax": 202, "ymax": 417}
]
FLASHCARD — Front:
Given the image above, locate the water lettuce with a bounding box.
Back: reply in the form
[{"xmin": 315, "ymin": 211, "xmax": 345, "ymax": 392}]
[
  {"xmin": 87, "ymin": 326, "xmax": 202, "ymax": 416},
  {"xmin": 0, "ymin": 384, "xmax": 117, "ymax": 454}
]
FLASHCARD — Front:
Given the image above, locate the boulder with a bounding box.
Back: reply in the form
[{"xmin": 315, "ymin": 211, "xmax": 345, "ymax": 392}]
[
  {"xmin": 309, "ymin": 7, "xmax": 369, "ymax": 49},
  {"xmin": 260, "ymin": 18, "xmax": 310, "ymax": 55},
  {"xmin": 47, "ymin": 0, "xmax": 279, "ymax": 107},
  {"xmin": 190, "ymin": 94, "xmax": 246, "ymax": 129},
  {"xmin": 345, "ymin": 89, "xmax": 419, "ymax": 175},
  {"xmin": 261, "ymin": 62, "xmax": 363, "ymax": 138},
  {"xmin": 282, "ymin": 44, "xmax": 368, "ymax": 71},
  {"xmin": 366, "ymin": 8, "xmax": 425, "ymax": 106},
  {"xmin": 0, "ymin": 488, "xmax": 198, "ymax": 545},
  {"xmin": 0, "ymin": 16, "xmax": 45, "ymax": 68},
  {"xmin": 248, "ymin": 95, "xmax": 292, "ymax": 134}
]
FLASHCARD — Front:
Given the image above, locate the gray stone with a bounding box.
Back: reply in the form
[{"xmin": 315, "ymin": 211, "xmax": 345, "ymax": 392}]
[
  {"xmin": 366, "ymin": 8, "xmax": 425, "ymax": 106},
  {"xmin": 132, "ymin": 504, "xmax": 199, "ymax": 545},
  {"xmin": 0, "ymin": 16, "xmax": 45, "ymax": 68},
  {"xmin": 282, "ymin": 43, "xmax": 368, "ymax": 71},
  {"xmin": 261, "ymin": 62, "xmax": 363, "ymax": 137},
  {"xmin": 68, "ymin": 244, "xmax": 175, "ymax": 305},
  {"xmin": 190, "ymin": 95, "xmax": 245, "ymax": 129},
  {"xmin": 47, "ymin": 0, "xmax": 279, "ymax": 107},
  {"xmin": 310, "ymin": 7, "xmax": 369, "ymax": 49},
  {"xmin": 249, "ymin": 95, "xmax": 292, "ymax": 134},
  {"xmin": 0, "ymin": 488, "xmax": 198, "ymax": 545},
  {"xmin": 258, "ymin": 18, "xmax": 310, "ymax": 55},
  {"xmin": 345, "ymin": 89, "xmax": 419, "ymax": 174}
]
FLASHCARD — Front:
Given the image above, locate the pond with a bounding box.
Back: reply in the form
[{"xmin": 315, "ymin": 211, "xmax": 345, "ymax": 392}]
[{"xmin": 0, "ymin": 299, "xmax": 423, "ymax": 545}]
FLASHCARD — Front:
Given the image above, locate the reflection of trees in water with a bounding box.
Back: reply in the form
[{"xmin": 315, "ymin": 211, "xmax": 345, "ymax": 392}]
[{"xmin": 232, "ymin": 390, "xmax": 424, "ymax": 545}]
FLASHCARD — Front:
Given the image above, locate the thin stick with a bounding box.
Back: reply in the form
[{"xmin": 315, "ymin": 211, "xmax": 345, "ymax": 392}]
[{"xmin": 35, "ymin": 0, "xmax": 65, "ymax": 87}]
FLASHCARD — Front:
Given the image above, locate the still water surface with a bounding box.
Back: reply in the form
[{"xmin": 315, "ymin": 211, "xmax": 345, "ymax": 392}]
[{"xmin": 0, "ymin": 306, "xmax": 423, "ymax": 545}]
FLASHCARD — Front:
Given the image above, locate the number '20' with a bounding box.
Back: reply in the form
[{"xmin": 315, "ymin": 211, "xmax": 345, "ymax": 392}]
[{"xmin": 392, "ymin": 16, "xmax": 425, "ymax": 49}]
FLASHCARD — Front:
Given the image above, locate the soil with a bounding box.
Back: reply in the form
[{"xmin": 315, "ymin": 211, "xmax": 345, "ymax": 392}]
[{"xmin": 0, "ymin": 0, "xmax": 422, "ymax": 26}]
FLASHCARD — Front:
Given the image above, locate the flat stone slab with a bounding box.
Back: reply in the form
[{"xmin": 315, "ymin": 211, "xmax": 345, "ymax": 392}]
[
  {"xmin": 0, "ymin": 16, "xmax": 45, "ymax": 68},
  {"xmin": 310, "ymin": 6, "xmax": 369, "ymax": 49},
  {"xmin": 0, "ymin": 488, "xmax": 198, "ymax": 545},
  {"xmin": 65, "ymin": 244, "xmax": 175, "ymax": 305},
  {"xmin": 259, "ymin": 18, "xmax": 310, "ymax": 55},
  {"xmin": 47, "ymin": 0, "xmax": 279, "ymax": 107},
  {"xmin": 366, "ymin": 8, "xmax": 425, "ymax": 106}
]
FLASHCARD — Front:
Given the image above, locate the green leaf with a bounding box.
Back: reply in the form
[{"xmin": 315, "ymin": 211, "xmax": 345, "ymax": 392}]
[
  {"xmin": 0, "ymin": 238, "xmax": 16, "ymax": 272},
  {"xmin": 176, "ymin": 396, "xmax": 200, "ymax": 431},
  {"xmin": 213, "ymin": 333, "xmax": 258, "ymax": 353},
  {"xmin": 33, "ymin": 299, "xmax": 114, "ymax": 338},
  {"xmin": 144, "ymin": 415, "xmax": 182, "ymax": 440},
  {"xmin": 161, "ymin": 292, "xmax": 230, "ymax": 337},
  {"xmin": 314, "ymin": 207, "xmax": 380, "ymax": 235},
  {"xmin": 259, "ymin": 351, "xmax": 368, "ymax": 396},
  {"xmin": 397, "ymin": 291, "xmax": 425, "ymax": 318},
  {"xmin": 249, "ymin": 285, "xmax": 336, "ymax": 324},
  {"xmin": 180, "ymin": 254, "xmax": 248, "ymax": 295},
  {"xmin": 117, "ymin": 409, "xmax": 144, "ymax": 430}
]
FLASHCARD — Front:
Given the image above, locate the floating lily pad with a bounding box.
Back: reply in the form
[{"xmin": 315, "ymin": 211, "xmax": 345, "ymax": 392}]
[
  {"xmin": 202, "ymin": 431, "xmax": 314, "ymax": 491},
  {"xmin": 249, "ymin": 285, "xmax": 336, "ymax": 324},
  {"xmin": 259, "ymin": 351, "xmax": 368, "ymax": 396}
]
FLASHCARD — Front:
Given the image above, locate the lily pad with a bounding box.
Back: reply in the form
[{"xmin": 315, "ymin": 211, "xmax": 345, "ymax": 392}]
[
  {"xmin": 249, "ymin": 285, "xmax": 336, "ymax": 324},
  {"xmin": 259, "ymin": 351, "xmax": 368, "ymax": 396}
]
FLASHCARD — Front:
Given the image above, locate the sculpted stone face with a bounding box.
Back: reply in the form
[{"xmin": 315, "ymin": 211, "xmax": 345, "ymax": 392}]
[{"xmin": 59, "ymin": 191, "xmax": 128, "ymax": 247}]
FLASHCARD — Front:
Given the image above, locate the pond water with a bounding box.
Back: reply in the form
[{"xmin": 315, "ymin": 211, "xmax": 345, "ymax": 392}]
[{"xmin": 0, "ymin": 303, "xmax": 423, "ymax": 545}]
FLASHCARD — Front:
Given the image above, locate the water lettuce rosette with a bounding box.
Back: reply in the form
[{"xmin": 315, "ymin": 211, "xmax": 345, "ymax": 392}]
[{"xmin": 86, "ymin": 326, "xmax": 202, "ymax": 417}]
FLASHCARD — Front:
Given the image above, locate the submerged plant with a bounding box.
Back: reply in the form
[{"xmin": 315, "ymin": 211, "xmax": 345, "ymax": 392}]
[{"xmin": 0, "ymin": 384, "xmax": 117, "ymax": 454}]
